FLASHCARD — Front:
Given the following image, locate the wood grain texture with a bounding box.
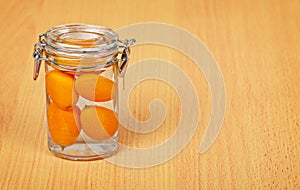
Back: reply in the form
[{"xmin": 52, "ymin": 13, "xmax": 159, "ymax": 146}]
[{"xmin": 0, "ymin": 0, "xmax": 299, "ymax": 189}]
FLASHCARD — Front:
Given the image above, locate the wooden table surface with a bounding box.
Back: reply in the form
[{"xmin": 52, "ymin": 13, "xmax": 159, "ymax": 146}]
[{"xmin": 0, "ymin": 0, "xmax": 299, "ymax": 189}]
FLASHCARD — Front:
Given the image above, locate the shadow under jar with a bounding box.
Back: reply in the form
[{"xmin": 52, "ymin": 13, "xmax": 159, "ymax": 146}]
[{"xmin": 33, "ymin": 24, "xmax": 135, "ymax": 160}]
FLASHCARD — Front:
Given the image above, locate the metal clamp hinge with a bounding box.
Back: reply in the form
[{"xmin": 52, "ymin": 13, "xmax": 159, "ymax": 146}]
[
  {"xmin": 33, "ymin": 34, "xmax": 46, "ymax": 80},
  {"xmin": 117, "ymin": 39, "xmax": 136, "ymax": 77}
]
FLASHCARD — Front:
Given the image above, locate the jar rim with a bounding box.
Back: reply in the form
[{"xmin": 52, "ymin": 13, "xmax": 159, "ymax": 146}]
[{"xmin": 44, "ymin": 24, "xmax": 119, "ymax": 54}]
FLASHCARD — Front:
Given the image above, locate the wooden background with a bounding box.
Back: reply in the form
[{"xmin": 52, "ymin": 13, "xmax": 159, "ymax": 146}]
[{"xmin": 0, "ymin": 0, "xmax": 299, "ymax": 189}]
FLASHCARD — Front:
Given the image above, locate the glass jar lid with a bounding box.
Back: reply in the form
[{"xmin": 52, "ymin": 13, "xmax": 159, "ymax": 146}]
[
  {"xmin": 33, "ymin": 24, "xmax": 135, "ymax": 80},
  {"xmin": 44, "ymin": 24, "xmax": 118, "ymax": 56}
]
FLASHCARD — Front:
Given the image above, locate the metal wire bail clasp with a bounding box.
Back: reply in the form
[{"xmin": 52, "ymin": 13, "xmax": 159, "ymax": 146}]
[
  {"xmin": 33, "ymin": 34, "xmax": 46, "ymax": 80},
  {"xmin": 118, "ymin": 39, "xmax": 136, "ymax": 77}
]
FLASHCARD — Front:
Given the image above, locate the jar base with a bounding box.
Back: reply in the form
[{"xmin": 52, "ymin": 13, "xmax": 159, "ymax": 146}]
[{"xmin": 48, "ymin": 141, "xmax": 118, "ymax": 161}]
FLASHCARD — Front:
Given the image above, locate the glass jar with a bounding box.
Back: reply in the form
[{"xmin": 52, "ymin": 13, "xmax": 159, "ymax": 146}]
[{"xmin": 33, "ymin": 24, "xmax": 135, "ymax": 160}]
